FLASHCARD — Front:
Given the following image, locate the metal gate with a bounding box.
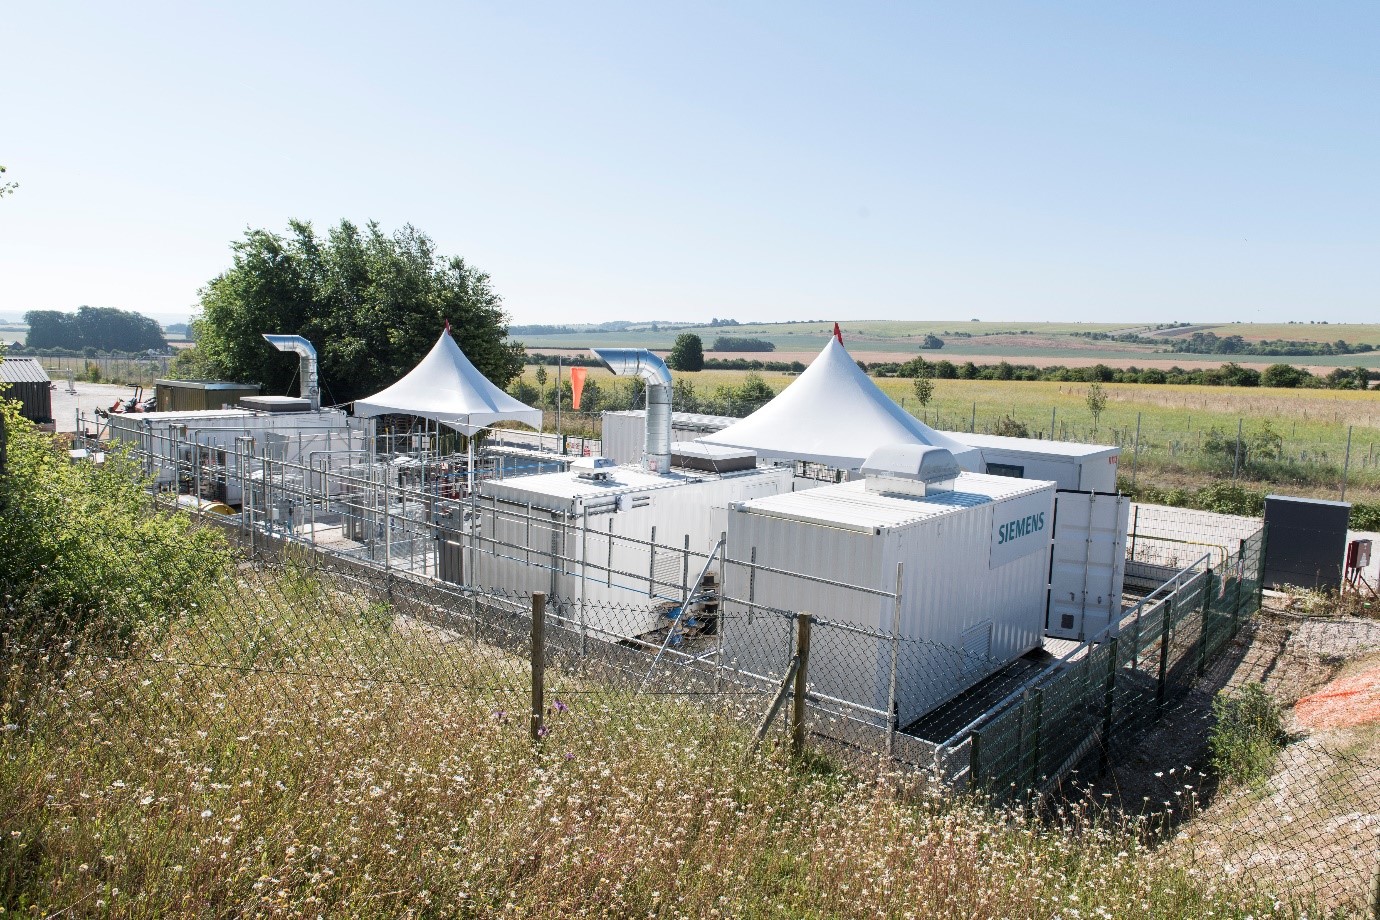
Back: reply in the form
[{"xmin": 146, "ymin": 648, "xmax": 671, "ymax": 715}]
[{"xmin": 1045, "ymin": 491, "xmax": 1129, "ymax": 641}]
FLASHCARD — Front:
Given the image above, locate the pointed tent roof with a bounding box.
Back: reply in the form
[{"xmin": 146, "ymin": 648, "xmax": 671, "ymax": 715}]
[
  {"xmin": 698, "ymin": 335, "xmax": 981, "ymax": 470},
  {"xmin": 354, "ymin": 328, "xmax": 542, "ymax": 435}
]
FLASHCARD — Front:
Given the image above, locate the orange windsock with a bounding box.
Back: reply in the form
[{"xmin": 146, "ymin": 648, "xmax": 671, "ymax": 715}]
[{"xmin": 570, "ymin": 366, "xmax": 587, "ymax": 410}]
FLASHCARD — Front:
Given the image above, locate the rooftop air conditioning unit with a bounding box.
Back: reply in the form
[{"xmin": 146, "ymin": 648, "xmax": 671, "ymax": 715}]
[
  {"xmin": 572, "ymin": 456, "xmax": 617, "ymax": 481},
  {"xmin": 860, "ymin": 444, "xmax": 960, "ymax": 498}
]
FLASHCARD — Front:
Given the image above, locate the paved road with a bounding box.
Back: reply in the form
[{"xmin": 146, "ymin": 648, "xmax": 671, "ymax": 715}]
[{"xmin": 48, "ymin": 380, "xmax": 139, "ymax": 432}]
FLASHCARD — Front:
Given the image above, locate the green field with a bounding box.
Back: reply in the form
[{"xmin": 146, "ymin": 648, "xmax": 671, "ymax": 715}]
[
  {"xmin": 512, "ymin": 320, "xmax": 1380, "ymax": 370},
  {"xmin": 523, "ymin": 367, "xmax": 1380, "ymax": 504}
]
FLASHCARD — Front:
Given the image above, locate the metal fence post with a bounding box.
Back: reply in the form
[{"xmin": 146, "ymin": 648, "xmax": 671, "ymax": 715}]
[
  {"xmin": 1100, "ymin": 636, "xmax": 1118, "ymax": 773},
  {"xmin": 531, "ymin": 592, "xmax": 546, "ymax": 742},
  {"xmin": 886, "ymin": 562, "xmax": 904, "ymax": 756},
  {"xmin": 1131, "ymin": 412, "xmax": 1142, "ymax": 488},
  {"xmin": 1232, "ymin": 417, "xmax": 1243, "ymax": 482},
  {"xmin": 1029, "ymin": 687, "xmax": 1044, "ymax": 790},
  {"xmin": 1198, "ymin": 569, "xmax": 1213, "ymax": 676},
  {"xmin": 1231, "ymin": 540, "xmax": 1245, "ymax": 637},
  {"xmin": 791, "ymin": 612, "xmax": 812, "ymax": 757},
  {"xmin": 1156, "ymin": 593, "xmax": 1173, "ymax": 716},
  {"xmin": 969, "ymin": 730, "xmax": 982, "ymax": 790},
  {"xmin": 1341, "ymin": 424, "xmax": 1353, "ymax": 501}
]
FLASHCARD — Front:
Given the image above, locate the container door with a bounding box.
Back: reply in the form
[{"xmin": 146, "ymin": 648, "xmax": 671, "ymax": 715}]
[{"xmin": 1045, "ymin": 492, "xmax": 1130, "ymax": 641}]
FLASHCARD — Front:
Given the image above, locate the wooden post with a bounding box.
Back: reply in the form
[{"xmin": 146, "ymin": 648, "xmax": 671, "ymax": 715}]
[
  {"xmin": 531, "ymin": 593, "xmax": 546, "ymax": 742},
  {"xmin": 791, "ymin": 612, "xmax": 812, "ymax": 757}
]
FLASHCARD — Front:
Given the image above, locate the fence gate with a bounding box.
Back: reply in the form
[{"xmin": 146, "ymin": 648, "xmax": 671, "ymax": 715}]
[{"xmin": 1045, "ymin": 491, "xmax": 1129, "ymax": 641}]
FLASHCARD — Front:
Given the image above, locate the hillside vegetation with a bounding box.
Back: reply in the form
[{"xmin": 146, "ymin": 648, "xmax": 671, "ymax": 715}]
[{"xmin": 0, "ymin": 400, "xmax": 1308, "ymax": 918}]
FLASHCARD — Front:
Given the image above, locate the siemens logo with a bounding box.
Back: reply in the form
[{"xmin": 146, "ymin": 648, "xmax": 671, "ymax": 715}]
[{"xmin": 997, "ymin": 512, "xmax": 1045, "ymax": 545}]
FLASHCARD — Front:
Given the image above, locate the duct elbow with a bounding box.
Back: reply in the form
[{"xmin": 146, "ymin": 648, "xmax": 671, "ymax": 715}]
[
  {"xmin": 263, "ymin": 334, "xmax": 321, "ymax": 410},
  {"xmin": 591, "ymin": 348, "xmax": 673, "ymax": 474},
  {"xmin": 590, "ymin": 348, "xmax": 672, "ymax": 389}
]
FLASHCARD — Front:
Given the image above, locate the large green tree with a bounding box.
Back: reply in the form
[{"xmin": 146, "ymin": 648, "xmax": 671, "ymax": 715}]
[
  {"xmin": 25, "ymin": 306, "xmax": 167, "ymax": 352},
  {"xmin": 667, "ymin": 332, "xmax": 704, "ymax": 372},
  {"xmin": 188, "ymin": 220, "xmax": 525, "ymax": 403}
]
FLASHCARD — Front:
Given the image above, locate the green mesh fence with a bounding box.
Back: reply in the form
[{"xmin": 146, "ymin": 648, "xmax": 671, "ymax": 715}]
[{"xmin": 968, "ymin": 525, "xmax": 1267, "ymax": 803}]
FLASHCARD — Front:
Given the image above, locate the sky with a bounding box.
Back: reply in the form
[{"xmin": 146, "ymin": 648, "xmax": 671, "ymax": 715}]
[{"xmin": 1, "ymin": 2, "xmax": 1376, "ymax": 326}]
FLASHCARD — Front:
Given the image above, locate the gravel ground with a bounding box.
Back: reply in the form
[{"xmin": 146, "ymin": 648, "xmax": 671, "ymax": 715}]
[{"xmin": 47, "ymin": 380, "xmax": 143, "ymax": 432}]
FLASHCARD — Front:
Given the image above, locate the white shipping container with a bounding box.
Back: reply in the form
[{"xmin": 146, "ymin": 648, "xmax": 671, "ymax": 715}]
[
  {"xmin": 600, "ymin": 410, "xmax": 738, "ymax": 466},
  {"xmin": 473, "ymin": 464, "xmax": 794, "ymax": 638},
  {"xmin": 1046, "ymin": 491, "xmax": 1130, "ymax": 641},
  {"xmin": 722, "ymin": 472, "xmax": 1056, "ymax": 727},
  {"xmin": 942, "ymin": 431, "xmax": 1120, "ymax": 493},
  {"xmin": 107, "ymin": 408, "xmax": 359, "ymax": 498}
]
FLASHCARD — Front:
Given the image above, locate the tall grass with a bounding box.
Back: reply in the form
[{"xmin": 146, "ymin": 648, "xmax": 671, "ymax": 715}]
[{"xmin": 0, "ymin": 565, "xmax": 1301, "ymax": 918}]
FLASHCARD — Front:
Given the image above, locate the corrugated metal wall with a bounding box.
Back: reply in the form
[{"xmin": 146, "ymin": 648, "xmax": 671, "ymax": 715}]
[{"xmin": 723, "ymin": 484, "xmax": 1055, "ymax": 727}]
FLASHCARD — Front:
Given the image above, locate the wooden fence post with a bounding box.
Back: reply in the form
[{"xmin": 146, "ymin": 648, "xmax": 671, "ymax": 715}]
[
  {"xmin": 531, "ymin": 592, "xmax": 546, "ymax": 742},
  {"xmin": 791, "ymin": 612, "xmax": 812, "ymax": 757}
]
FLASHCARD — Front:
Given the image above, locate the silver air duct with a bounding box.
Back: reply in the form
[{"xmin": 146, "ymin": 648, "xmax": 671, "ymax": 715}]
[
  {"xmin": 591, "ymin": 348, "xmax": 673, "ymax": 474},
  {"xmin": 262, "ymin": 334, "xmax": 320, "ymax": 410}
]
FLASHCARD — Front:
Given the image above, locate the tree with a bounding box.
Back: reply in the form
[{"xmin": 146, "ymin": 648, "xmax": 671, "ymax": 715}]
[
  {"xmin": 0, "ymin": 165, "xmax": 16, "ymax": 199},
  {"xmin": 912, "ymin": 366, "xmax": 935, "ymax": 408},
  {"xmin": 534, "ymin": 365, "xmax": 548, "ymax": 390},
  {"xmin": 667, "ymin": 333, "xmax": 704, "ymax": 372},
  {"xmin": 25, "ymin": 307, "xmax": 167, "ymax": 353},
  {"xmin": 1261, "ymin": 363, "xmax": 1310, "ymax": 389},
  {"xmin": 919, "ymin": 334, "xmax": 944, "ymax": 349},
  {"xmin": 1086, "ymin": 382, "xmax": 1107, "ymax": 432},
  {"xmin": 187, "ymin": 220, "xmax": 523, "ymax": 403}
]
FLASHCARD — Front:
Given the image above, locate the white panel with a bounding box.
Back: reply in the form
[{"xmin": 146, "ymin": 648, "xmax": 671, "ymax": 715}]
[
  {"xmin": 724, "ymin": 479, "xmax": 1054, "ymax": 727},
  {"xmin": 989, "ymin": 491, "xmax": 1054, "ymax": 569},
  {"xmin": 1077, "ymin": 454, "xmax": 1120, "ymax": 492},
  {"xmin": 1046, "ymin": 492, "xmax": 1130, "ymax": 641}
]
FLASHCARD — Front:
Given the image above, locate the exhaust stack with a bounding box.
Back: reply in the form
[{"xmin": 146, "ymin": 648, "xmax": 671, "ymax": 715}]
[
  {"xmin": 262, "ymin": 335, "xmax": 320, "ymax": 410},
  {"xmin": 591, "ymin": 348, "xmax": 673, "ymax": 474}
]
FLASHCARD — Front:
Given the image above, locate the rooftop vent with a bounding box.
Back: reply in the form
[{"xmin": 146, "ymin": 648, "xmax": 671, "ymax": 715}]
[
  {"xmin": 861, "ymin": 444, "xmax": 960, "ymax": 498},
  {"xmin": 572, "ymin": 456, "xmax": 617, "ymax": 481},
  {"xmin": 671, "ymin": 442, "xmax": 756, "ymax": 474}
]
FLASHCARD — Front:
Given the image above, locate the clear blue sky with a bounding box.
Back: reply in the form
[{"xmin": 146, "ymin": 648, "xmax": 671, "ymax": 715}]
[{"xmin": 2, "ymin": 2, "xmax": 1376, "ymax": 325}]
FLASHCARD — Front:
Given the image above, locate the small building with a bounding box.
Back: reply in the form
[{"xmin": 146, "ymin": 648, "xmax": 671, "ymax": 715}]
[
  {"xmin": 942, "ymin": 432, "xmax": 1120, "ymax": 493},
  {"xmin": 154, "ymin": 379, "xmax": 261, "ymax": 412},
  {"xmin": 0, "ymin": 357, "xmax": 54, "ymax": 426},
  {"xmin": 722, "ymin": 447, "xmax": 1057, "ymax": 727}
]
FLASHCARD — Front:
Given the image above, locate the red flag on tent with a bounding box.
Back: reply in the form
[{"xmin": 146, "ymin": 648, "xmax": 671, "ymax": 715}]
[
  {"xmin": 833, "ymin": 322, "xmax": 843, "ymax": 343},
  {"xmin": 570, "ymin": 366, "xmax": 587, "ymax": 410}
]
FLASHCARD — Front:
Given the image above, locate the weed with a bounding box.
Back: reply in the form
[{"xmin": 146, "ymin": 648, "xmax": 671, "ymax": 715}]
[{"xmin": 1209, "ymin": 684, "xmax": 1287, "ymax": 787}]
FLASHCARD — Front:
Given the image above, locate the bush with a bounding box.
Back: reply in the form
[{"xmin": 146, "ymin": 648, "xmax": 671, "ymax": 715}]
[
  {"xmin": 1208, "ymin": 684, "xmax": 1286, "ymax": 787},
  {"xmin": 992, "ymin": 415, "xmax": 1029, "ymax": 438},
  {"xmin": 1351, "ymin": 502, "xmax": 1380, "ymax": 532},
  {"xmin": 0, "ymin": 399, "xmax": 230, "ymax": 640}
]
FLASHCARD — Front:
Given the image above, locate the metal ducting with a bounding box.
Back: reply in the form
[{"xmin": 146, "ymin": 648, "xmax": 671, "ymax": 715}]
[
  {"xmin": 591, "ymin": 348, "xmax": 673, "ymax": 474},
  {"xmin": 262, "ymin": 335, "xmax": 320, "ymax": 410}
]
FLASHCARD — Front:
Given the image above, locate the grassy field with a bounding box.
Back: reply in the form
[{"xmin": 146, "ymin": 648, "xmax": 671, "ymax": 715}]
[
  {"xmin": 0, "ymin": 558, "xmax": 1306, "ymax": 918},
  {"xmin": 514, "ymin": 320, "xmax": 1380, "ymax": 371},
  {"xmin": 522, "ymin": 368, "xmax": 1380, "ymax": 503}
]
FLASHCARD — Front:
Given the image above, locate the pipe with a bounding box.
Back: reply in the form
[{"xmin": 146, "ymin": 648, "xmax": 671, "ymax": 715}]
[
  {"xmin": 262, "ymin": 334, "xmax": 320, "ymax": 410},
  {"xmin": 591, "ymin": 348, "xmax": 672, "ymax": 474}
]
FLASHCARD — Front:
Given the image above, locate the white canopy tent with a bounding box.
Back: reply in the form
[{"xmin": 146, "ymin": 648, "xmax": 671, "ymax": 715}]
[
  {"xmin": 698, "ymin": 334, "xmax": 981, "ymax": 471},
  {"xmin": 354, "ymin": 327, "xmax": 543, "ymax": 496},
  {"xmin": 354, "ymin": 328, "xmax": 542, "ymax": 435}
]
